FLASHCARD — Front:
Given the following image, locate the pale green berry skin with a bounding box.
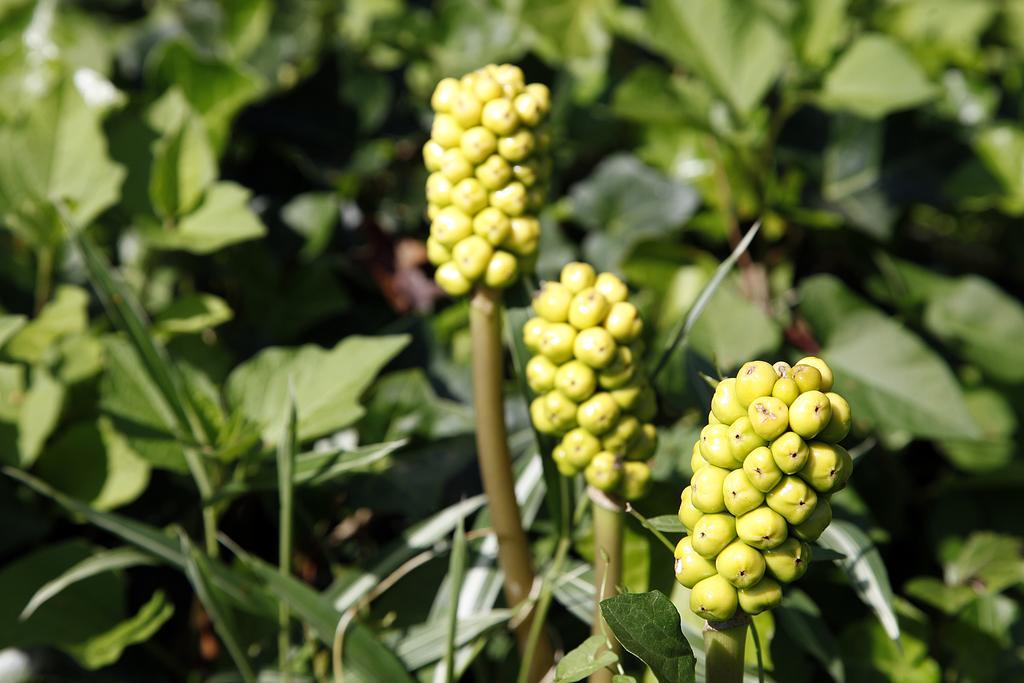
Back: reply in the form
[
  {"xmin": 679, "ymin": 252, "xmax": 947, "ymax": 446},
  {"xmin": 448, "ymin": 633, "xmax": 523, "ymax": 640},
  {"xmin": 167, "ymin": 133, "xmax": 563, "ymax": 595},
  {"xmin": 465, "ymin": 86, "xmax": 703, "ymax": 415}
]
[
  {"xmin": 621, "ymin": 461, "xmax": 651, "ymax": 500},
  {"xmin": 452, "ymin": 235, "xmax": 493, "ymax": 280},
  {"xmin": 678, "ymin": 486, "xmax": 704, "ymax": 531},
  {"xmin": 533, "ymin": 281, "xmax": 573, "ymax": 322},
  {"xmin": 691, "ymin": 513, "xmax": 737, "ymax": 559},
  {"xmin": 552, "ymin": 445, "xmax": 577, "ymax": 476},
  {"xmin": 426, "ymin": 172, "xmax": 453, "ymax": 206},
  {"xmin": 562, "ymin": 428, "xmax": 602, "ymax": 469},
  {"xmin": 497, "ymin": 130, "xmax": 534, "ymax": 162},
  {"xmin": 735, "ymin": 506, "xmax": 788, "ymax": 550},
  {"xmin": 584, "ymin": 451, "xmax": 621, "ymax": 491},
  {"xmin": 791, "ymin": 364, "xmax": 823, "ymax": 393},
  {"xmin": 560, "ymin": 262, "xmax": 596, "ymax": 294},
  {"xmin": 522, "ymin": 317, "xmax": 547, "ymax": 352},
  {"xmin": 440, "ymin": 148, "xmax": 473, "ymax": 183},
  {"xmin": 789, "ymin": 390, "xmax": 832, "ymax": 439},
  {"xmin": 472, "ymin": 206, "xmax": 510, "ymax": 245},
  {"xmin": 765, "ymin": 476, "xmax": 818, "ymax": 526},
  {"xmin": 728, "ymin": 417, "xmax": 766, "ymax": 464},
  {"xmin": 431, "ymin": 207, "xmax": 473, "ymax": 247},
  {"xmin": 597, "ymin": 347, "xmax": 636, "ymax": 389},
  {"xmin": 431, "ymin": 113, "xmax": 464, "ymax": 147},
  {"xmin": 818, "ymin": 392, "xmax": 852, "ymax": 442},
  {"xmin": 723, "ymin": 468, "xmax": 765, "ymax": 517},
  {"xmin": 690, "ymin": 444, "xmax": 708, "ymax": 474},
  {"xmin": 483, "ymin": 250, "xmax": 518, "ymax": 288},
  {"xmin": 435, "ymin": 261, "xmax": 472, "ymax": 296},
  {"xmin": 743, "ymin": 446, "xmax": 784, "ymax": 493},
  {"xmin": 576, "ymin": 392, "xmax": 621, "ymax": 436},
  {"xmin": 604, "ymin": 302, "xmax": 643, "ymax": 342},
  {"xmin": 526, "ymin": 354, "xmax": 558, "ymax": 393},
  {"xmin": 538, "ymin": 323, "xmax": 576, "ymax": 364},
  {"xmin": 690, "ymin": 574, "xmax": 738, "ymax": 622},
  {"xmin": 763, "ymin": 538, "xmax": 811, "ymax": 583},
  {"xmin": 738, "ymin": 578, "xmax": 783, "ymax": 614},
  {"xmin": 431, "ymin": 78, "xmax": 460, "ymax": 112},
  {"xmin": 610, "ymin": 378, "xmax": 644, "ymax": 411},
  {"xmin": 736, "ymin": 360, "xmax": 778, "ymax": 407},
  {"xmin": 476, "ymin": 154, "xmax": 512, "ymax": 190},
  {"xmin": 594, "ymin": 272, "xmax": 628, "ymax": 304},
  {"xmin": 554, "ymin": 360, "xmax": 597, "ymax": 402},
  {"xmin": 747, "ymin": 396, "xmax": 790, "ymax": 440},
  {"xmin": 771, "ymin": 377, "xmax": 800, "ymax": 406},
  {"xmin": 451, "ymin": 90, "xmax": 483, "ymax": 128},
  {"xmin": 459, "ymin": 126, "xmax": 497, "ymax": 164},
  {"xmin": 490, "ymin": 182, "xmax": 527, "ymax": 216},
  {"xmin": 799, "ymin": 441, "xmax": 853, "ymax": 493},
  {"xmin": 481, "ymin": 97, "xmax": 519, "ymax": 135},
  {"xmin": 700, "ymin": 423, "xmax": 738, "ymax": 469},
  {"xmin": 625, "ymin": 422, "xmax": 657, "ymax": 461},
  {"xmin": 423, "ymin": 140, "xmax": 445, "ymax": 172},
  {"xmin": 711, "ymin": 378, "xmax": 747, "ymax": 423},
  {"xmin": 633, "ymin": 385, "xmax": 658, "ymax": 422},
  {"xmin": 601, "ymin": 415, "xmax": 641, "ymax": 456},
  {"xmin": 573, "ymin": 327, "xmax": 618, "ymax": 369},
  {"xmin": 773, "ymin": 361, "xmax": 792, "ymax": 378},
  {"xmin": 505, "ymin": 217, "xmax": 540, "ymax": 255},
  {"xmin": 426, "ymin": 236, "xmax": 451, "ymax": 266},
  {"xmin": 770, "ymin": 431, "xmax": 810, "ymax": 474},
  {"xmin": 796, "ymin": 356, "xmax": 834, "ymax": 391},
  {"xmin": 567, "ymin": 287, "xmax": 610, "ymax": 329},
  {"xmin": 530, "ymin": 397, "xmax": 555, "ymax": 433},
  {"xmin": 794, "ymin": 496, "xmax": 832, "ymax": 541},
  {"xmin": 674, "ymin": 537, "xmax": 717, "ymax": 588},
  {"xmin": 716, "ymin": 539, "xmax": 767, "ymax": 589},
  {"xmin": 541, "ymin": 390, "xmax": 578, "ymax": 434},
  {"xmin": 690, "ymin": 465, "xmax": 730, "ymax": 513}
]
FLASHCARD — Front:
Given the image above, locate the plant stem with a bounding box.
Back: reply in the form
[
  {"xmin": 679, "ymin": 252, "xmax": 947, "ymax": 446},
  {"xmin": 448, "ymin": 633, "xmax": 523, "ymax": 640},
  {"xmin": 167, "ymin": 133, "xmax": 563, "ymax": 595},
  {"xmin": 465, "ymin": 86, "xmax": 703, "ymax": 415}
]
[
  {"xmin": 589, "ymin": 487, "xmax": 624, "ymax": 683},
  {"xmin": 704, "ymin": 613, "xmax": 750, "ymax": 683},
  {"xmin": 34, "ymin": 247, "xmax": 53, "ymax": 315},
  {"xmin": 469, "ymin": 286, "xmax": 553, "ymax": 682},
  {"xmin": 184, "ymin": 447, "xmax": 218, "ymax": 557},
  {"xmin": 517, "ymin": 535, "xmax": 571, "ymax": 683}
]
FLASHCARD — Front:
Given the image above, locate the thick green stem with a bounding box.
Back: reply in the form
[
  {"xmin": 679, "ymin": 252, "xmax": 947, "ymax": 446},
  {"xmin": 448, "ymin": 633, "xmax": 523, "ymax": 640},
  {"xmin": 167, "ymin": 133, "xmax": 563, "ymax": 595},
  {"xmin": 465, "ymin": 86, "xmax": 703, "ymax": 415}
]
[
  {"xmin": 35, "ymin": 247, "xmax": 53, "ymax": 315},
  {"xmin": 589, "ymin": 488, "xmax": 624, "ymax": 683},
  {"xmin": 183, "ymin": 447, "xmax": 218, "ymax": 557},
  {"xmin": 704, "ymin": 613, "xmax": 750, "ymax": 683},
  {"xmin": 469, "ymin": 287, "xmax": 553, "ymax": 682}
]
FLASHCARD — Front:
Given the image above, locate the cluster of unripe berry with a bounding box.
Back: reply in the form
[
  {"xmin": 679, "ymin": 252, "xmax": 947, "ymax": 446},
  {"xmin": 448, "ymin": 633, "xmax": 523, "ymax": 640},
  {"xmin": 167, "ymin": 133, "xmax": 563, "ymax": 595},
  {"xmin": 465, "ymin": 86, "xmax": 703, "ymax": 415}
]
[
  {"xmin": 675, "ymin": 357, "xmax": 853, "ymax": 621},
  {"xmin": 424, "ymin": 64, "xmax": 552, "ymax": 296},
  {"xmin": 523, "ymin": 263, "xmax": 658, "ymax": 501}
]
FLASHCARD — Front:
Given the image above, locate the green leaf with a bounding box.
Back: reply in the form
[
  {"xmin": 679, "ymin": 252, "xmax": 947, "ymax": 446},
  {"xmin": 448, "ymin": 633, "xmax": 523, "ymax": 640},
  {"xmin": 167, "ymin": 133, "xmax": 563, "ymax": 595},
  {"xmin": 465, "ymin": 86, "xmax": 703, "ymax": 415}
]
[
  {"xmin": 797, "ymin": 275, "xmax": 872, "ymax": 343},
  {"xmin": 6, "ymin": 285, "xmax": 89, "ymax": 363},
  {"xmin": 944, "ymin": 532, "xmax": 1024, "ymax": 595},
  {"xmin": 67, "ymin": 590, "xmax": 174, "ymax": 669},
  {"xmin": 973, "ymin": 124, "xmax": 1024, "ymax": 211},
  {"xmin": 392, "ymin": 610, "xmax": 513, "ymax": 671},
  {"xmin": 820, "ymin": 34, "xmax": 937, "ymax": 119},
  {"xmin": 0, "ymin": 76, "xmax": 125, "ymax": 247},
  {"xmin": 840, "ymin": 603, "xmax": 940, "ymax": 683},
  {"xmin": 796, "ymin": 0, "xmax": 849, "ymax": 69},
  {"xmin": 647, "ymin": 515, "xmax": 686, "ymax": 533},
  {"xmin": 647, "ymin": 0, "xmax": 787, "ymax": 118},
  {"xmin": 144, "ymin": 181, "xmax": 267, "ymax": 254},
  {"xmin": 904, "ymin": 577, "xmax": 977, "ymax": 615},
  {"xmin": 522, "ymin": 0, "xmax": 613, "ymax": 101},
  {"xmin": 938, "ymin": 387, "xmax": 1017, "ymax": 472},
  {"xmin": 281, "ymin": 191, "xmax": 339, "ymax": 261},
  {"xmin": 569, "ymin": 154, "xmax": 699, "ymax": 272},
  {"xmin": 153, "ymin": 294, "xmax": 234, "ymax": 337},
  {"xmin": 924, "ymin": 276, "xmax": 1024, "ymax": 383},
  {"xmin": 599, "ymin": 590, "xmax": 697, "ymax": 683},
  {"xmin": 819, "ymin": 310, "xmax": 980, "ymax": 440},
  {"xmin": 17, "ymin": 366, "xmax": 64, "ymax": 466},
  {"xmin": 687, "ymin": 278, "xmax": 782, "ymax": 372},
  {"xmin": 226, "ymin": 334, "xmax": 410, "ymax": 445},
  {"xmin": 555, "ymin": 634, "xmax": 619, "ymax": 682},
  {"xmin": 21, "ymin": 547, "xmax": 157, "ymax": 620},
  {"xmin": 776, "ymin": 589, "xmax": 845, "ymax": 682},
  {"xmin": 818, "ymin": 520, "xmax": 900, "ymax": 641},
  {"xmin": 443, "ymin": 516, "xmax": 467, "ymax": 682},
  {"xmin": 0, "ymin": 315, "xmax": 27, "ymax": 350},
  {"xmin": 179, "ymin": 533, "xmax": 257, "ymax": 683},
  {"xmin": 34, "ymin": 417, "xmax": 150, "ymax": 511},
  {"xmin": 149, "ymin": 114, "xmax": 217, "ymax": 219}
]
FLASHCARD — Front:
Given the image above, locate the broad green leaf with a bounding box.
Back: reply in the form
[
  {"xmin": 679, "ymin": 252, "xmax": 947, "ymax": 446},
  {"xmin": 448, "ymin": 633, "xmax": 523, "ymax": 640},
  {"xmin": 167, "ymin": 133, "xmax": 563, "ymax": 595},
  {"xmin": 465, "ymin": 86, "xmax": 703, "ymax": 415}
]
[
  {"xmin": 224, "ymin": 0, "xmax": 272, "ymax": 60},
  {"xmin": 796, "ymin": 0, "xmax": 849, "ymax": 68},
  {"xmin": 523, "ymin": 0, "xmax": 613, "ymax": 100},
  {"xmin": 611, "ymin": 66, "xmax": 690, "ymax": 125},
  {"xmin": 226, "ymin": 334, "xmax": 410, "ymax": 444},
  {"xmin": 600, "ymin": 591, "xmax": 697, "ymax": 683},
  {"xmin": 6, "ymin": 285, "xmax": 88, "ymax": 363},
  {"xmin": 973, "ymin": 124, "xmax": 1024, "ymax": 211},
  {"xmin": 34, "ymin": 417, "xmax": 150, "ymax": 511},
  {"xmin": 144, "ymin": 182, "xmax": 267, "ymax": 254},
  {"xmin": 687, "ymin": 278, "xmax": 781, "ymax": 372},
  {"xmin": 904, "ymin": 577, "xmax": 977, "ymax": 615},
  {"xmin": 555, "ymin": 634, "xmax": 619, "ymax": 682},
  {"xmin": 0, "ymin": 540, "xmax": 124, "ymax": 651},
  {"xmin": 179, "ymin": 534, "xmax": 256, "ymax": 683},
  {"xmin": 924, "ymin": 276, "xmax": 1024, "ymax": 383},
  {"xmin": 647, "ymin": 516, "xmax": 686, "ymax": 533},
  {"xmin": 819, "ymin": 520, "xmax": 900, "ymax": 641},
  {"xmin": 797, "ymin": 275, "xmax": 873, "ymax": 343},
  {"xmin": 938, "ymin": 387, "xmax": 1016, "ymax": 472},
  {"xmin": 822, "ymin": 114, "xmax": 884, "ymax": 203},
  {"xmin": 0, "ymin": 76, "xmax": 125, "ymax": 247},
  {"xmin": 944, "ymin": 532, "xmax": 1024, "ymax": 595},
  {"xmin": 840, "ymin": 603, "xmax": 940, "ymax": 683},
  {"xmin": 149, "ymin": 40, "xmax": 265, "ymax": 148},
  {"xmin": 391, "ymin": 610, "xmax": 513, "ymax": 671},
  {"xmin": 776, "ymin": 589, "xmax": 844, "ymax": 682},
  {"xmin": 820, "ymin": 34, "xmax": 937, "ymax": 119},
  {"xmin": 281, "ymin": 191, "xmax": 339, "ymax": 261},
  {"xmin": 21, "ymin": 547, "xmax": 157, "ymax": 620},
  {"xmin": 17, "ymin": 367, "xmax": 64, "ymax": 466},
  {"xmin": 882, "ymin": 0, "xmax": 997, "ymax": 68},
  {"xmin": 819, "ymin": 310, "xmax": 979, "ymax": 440},
  {"xmin": 647, "ymin": 0, "xmax": 786, "ymax": 118},
  {"xmin": 149, "ymin": 114, "xmax": 217, "ymax": 219},
  {"xmin": 67, "ymin": 590, "xmax": 173, "ymax": 669},
  {"xmin": 360, "ymin": 369, "xmax": 473, "ymax": 442},
  {"xmin": 0, "ymin": 315, "xmax": 26, "ymax": 350},
  {"xmin": 153, "ymin": 294, "xmax": 234, "ymax": 337},
  {"xmin": 569, "ymin": 154, "xmax": 699, "ymax": 272}
]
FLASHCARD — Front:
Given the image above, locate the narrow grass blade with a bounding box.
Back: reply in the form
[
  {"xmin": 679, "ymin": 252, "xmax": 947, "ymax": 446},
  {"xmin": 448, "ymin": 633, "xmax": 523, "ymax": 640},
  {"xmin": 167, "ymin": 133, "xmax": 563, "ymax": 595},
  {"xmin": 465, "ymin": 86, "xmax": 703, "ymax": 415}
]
[
  {"xmin": 443, "ymin": 516, "xmax": 467, "ymax": 683},
  {"xmin": 277, "ymin": 384, "xmax": 298, "ymax": 676},
  {"xmin": 652, "ymin": 219, "xmax": 762, "ymax": 379}
]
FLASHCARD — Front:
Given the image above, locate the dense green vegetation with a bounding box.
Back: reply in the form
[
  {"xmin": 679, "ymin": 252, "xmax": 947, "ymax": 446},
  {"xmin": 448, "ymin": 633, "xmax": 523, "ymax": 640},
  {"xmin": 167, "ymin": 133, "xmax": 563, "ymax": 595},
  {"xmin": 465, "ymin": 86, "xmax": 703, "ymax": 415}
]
[{"xmin": 1, "ymin": 0, "xmax": 1023, "ymax": 681}]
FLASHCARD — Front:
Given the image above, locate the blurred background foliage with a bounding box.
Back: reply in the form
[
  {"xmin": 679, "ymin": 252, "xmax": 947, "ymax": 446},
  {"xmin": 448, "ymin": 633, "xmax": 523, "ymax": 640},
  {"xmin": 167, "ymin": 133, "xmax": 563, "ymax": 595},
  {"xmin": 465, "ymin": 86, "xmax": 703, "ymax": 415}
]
[{"xmin": 0, "ymin": 0, "xmax": 1022, "ymax": 681}]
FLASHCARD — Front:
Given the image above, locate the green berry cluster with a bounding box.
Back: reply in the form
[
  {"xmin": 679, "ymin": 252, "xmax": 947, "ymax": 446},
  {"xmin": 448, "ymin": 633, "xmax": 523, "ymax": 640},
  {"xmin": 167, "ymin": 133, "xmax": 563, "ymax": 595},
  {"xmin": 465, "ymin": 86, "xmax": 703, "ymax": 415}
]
[
  {"xmin": 423, "ymin": 64, "xmax": 552, "ymax": 296},
  {"xmin": 675, "ymin": 357, "xmax": 853, "ymax": 621},
  {"xmin": 523, "ymin": 262, "xmax": 658, "ymax": 501}
]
